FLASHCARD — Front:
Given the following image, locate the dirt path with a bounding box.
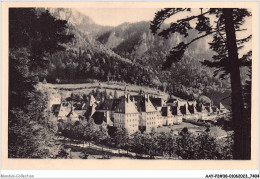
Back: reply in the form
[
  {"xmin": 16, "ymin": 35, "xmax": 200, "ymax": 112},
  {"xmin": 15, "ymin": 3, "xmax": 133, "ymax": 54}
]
[{"xmin": 71, "ymin": 141, "xmax": 137, "ymax": 156}]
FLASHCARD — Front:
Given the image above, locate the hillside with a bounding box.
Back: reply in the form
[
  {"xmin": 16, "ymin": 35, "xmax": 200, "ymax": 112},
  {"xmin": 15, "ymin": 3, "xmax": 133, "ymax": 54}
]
[
  {"xmin": 96, "ymin": 20, "xmax": 233, "ymax": 101},
  {"xmin": 46, "ymin": 81, "xmax": 170, "ymax": 100},
  {"xmin": 41, "ymin": 8, "xmax": 234, "ymax": 106},
  {"xmin": 96, "ymin": 21, "xmax": 214, "ymax": 64},
  {"xmin": 47, "ymin": 8, "xmax": 113, "ymax": 41}
]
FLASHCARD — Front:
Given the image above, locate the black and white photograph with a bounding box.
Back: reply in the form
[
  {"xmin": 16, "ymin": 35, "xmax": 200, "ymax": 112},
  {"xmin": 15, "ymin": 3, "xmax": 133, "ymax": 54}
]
[{"xmin": 3, "ymin": 1, "xmax": 257, "ymax": 167}]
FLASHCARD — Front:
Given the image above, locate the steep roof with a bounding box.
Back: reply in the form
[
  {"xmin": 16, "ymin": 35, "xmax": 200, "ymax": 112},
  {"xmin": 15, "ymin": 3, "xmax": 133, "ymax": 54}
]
[
  {"xmin": 150, "ymin": 97, "xmax": 163, "ymax": 107},
  {"xmin": 187, "ymin": 103, "xmax": 198, "ymax": 114},
  {"xmin": 74, "ymin": 103, "xmax": 84, "ymax": 110},
  {"xmin": 81, "ymin": 103, "xmax": 88, "ymax": 110},
  {"xmin": 144, "ymin": 97, "xmax": 157, "ymax": 112},
  {"xmin": 172, "ymin": 106, "xmax": 182, "ymax": 115},
  {"xmin": 111, "ymin": 99, "xmax": 121, "ymax": 111},
  {"xmin": 130, "ymin": 95, "xmax": 145, "ymax": 112},
  {"xmin": 161, "ymin": 107, "xmax": 168, "ymax": 116},
  {"xmin": 205, "ymin": 105, "xmax": 213, "ymax": 113},
  {"xmin": 219, "ymin": 102, "xmax": 230, "ymax": 112},
  {"xmin": 180, "ymin": 104, "xmax": 190, "ymax": 115},
  {"xmin": 166, "ymin": 98, "xmax": 177, "ymax": 104},
  {"xmin": 178, "ymin": 100, "xmax": 188, "ymax": 106},
  {"xmin": 161, "ymin": 106, "xmax": 173, "ymax": 116},
  {"xmin": 96, "ymin": 99, "xmax": 114, "ymax": 110},
  {"xmin": 187, "ymin": 100, "xmax": 197, "ymax": 106},
  {"xmin": 130, "ymin": 95, "xmax": 157, "ymax": 113},
  {"xmin": 66, "ymin": 110, "xmax": 78, "ymax": 118},
  {"xmin": 58, "ymin": 105, "xmax": 71, "ymax": 118},
  {"xmin": 197, "ymin": 104, "xmax": 208, "ymax": 113},
  {"xmin": 89, "ymin": 95, "xmax": 96, "ymax": 106},
  {"xmin": 115, "ymin": 96, "xmax": 138, "ymax": 114}
]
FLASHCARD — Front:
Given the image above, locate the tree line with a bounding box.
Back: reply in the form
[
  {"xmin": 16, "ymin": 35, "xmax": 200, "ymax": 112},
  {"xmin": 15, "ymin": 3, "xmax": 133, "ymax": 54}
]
[
  {"xmin": 150, "ymin": 8, "xmax": 252, "ymax": 159},
  {"xmin": 8, "ymin": 8, "xmax": 74, "ymax": 158},
  {"xmin": 57, "ymin": 120, "xmax": 233, "ymax": 159},
  {"xmin": 45, "ymin": 32, "xmax": 155, "ymax": 86}
]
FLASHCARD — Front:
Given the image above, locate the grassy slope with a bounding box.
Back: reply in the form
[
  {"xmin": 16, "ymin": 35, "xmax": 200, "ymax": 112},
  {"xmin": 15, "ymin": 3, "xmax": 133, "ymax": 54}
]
[{"xmin": 46, "ymin": 81, "xmax": 170, "ymax": 100}]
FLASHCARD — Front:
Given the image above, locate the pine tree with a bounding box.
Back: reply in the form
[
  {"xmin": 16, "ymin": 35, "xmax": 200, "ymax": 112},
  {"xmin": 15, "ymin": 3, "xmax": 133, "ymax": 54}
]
[
  {"xmin": 151, "ymin": 8, "xmax": 252, "ymax": 159},
  {"xmin": 9, "ymin": 8, "xmax": 73, "ymax": 158}
]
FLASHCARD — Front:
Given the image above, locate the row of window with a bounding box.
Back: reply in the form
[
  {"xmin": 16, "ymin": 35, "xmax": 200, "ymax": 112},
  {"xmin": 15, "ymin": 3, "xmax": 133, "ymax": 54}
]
[
  {"xmin": 114, "ymin": 118, "xmax": 123, "ymax": 123},
  {"xmin": 115, "ymin": 113, "xmax": 123, "ymax": 116},
  {"xmin": 115, "ymin": 113, "xmax": 138, "ymax": 117},
  {"xmin": 128, "ymin": 124, "xmax": 138, "ymax": 127},
  {"xmin": 147, "ymin": 112, "xmax": 157, "ymax": 115},
  {"xmin": 126, "ymin": 118, "xmax": 137, "ymax": 122},
  {"xmin": 147, "ymin": 122, "xmax": 156, "ymax": 125},
  {"xmin": 127, "ymin": 113, "xmax": 138, "ymax": 117},
  {"xmin": 115, "ymin": 118, "xmax": 138, "ymax": 123},
  {"xmin": 147, "ymin": 117, "xmax": 157, "ymax": 120},
  {"xmin": 115, "ymin": 124, "xmax": 124, "ymax": 128}
]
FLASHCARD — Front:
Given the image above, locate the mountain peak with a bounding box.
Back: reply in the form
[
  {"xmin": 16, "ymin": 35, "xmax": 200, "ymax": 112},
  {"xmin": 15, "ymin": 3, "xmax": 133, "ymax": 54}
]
[{"xmin": 47, "ymin": 8, "xmax": 95, "ymax": 26}]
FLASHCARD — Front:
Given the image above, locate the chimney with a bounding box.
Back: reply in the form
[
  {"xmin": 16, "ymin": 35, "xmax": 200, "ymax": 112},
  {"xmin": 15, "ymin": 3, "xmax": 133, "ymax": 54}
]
[
  {"xmin": 126, "ymin": 93, "xmax": 130, "ymax": 102},
  {"xmin": 167, "ymin": 106, "xmax": 171, "ymax": 115},
  {"xmin": 144, "ymin": 93, "xmax": 148, "ymax": 101},
  {"xmin": 124, "ymin": 85, "xmax": 128, "ymax": 94}
]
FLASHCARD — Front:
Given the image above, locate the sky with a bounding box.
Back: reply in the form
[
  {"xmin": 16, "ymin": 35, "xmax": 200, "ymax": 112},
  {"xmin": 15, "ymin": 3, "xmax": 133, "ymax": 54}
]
[
  {"xmin": 76, "ymin": 8, "xmax": 252, "ymax": 56},
  {"xmin": 76, "ymin": 8, "xmax": 161, "ymax": 26},
  {"xmin": 76, "ymin": 8, "xmax": 251, "ymax": 34}
]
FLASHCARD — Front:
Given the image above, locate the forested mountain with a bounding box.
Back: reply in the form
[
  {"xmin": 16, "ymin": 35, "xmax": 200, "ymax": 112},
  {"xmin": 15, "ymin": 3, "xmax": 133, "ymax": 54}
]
[
  {"xmin": 43, "ymin": 8, "xmax": 235, "ymax": 105},
  {"xmin": 43, "ymin": 8, "xmax": 157, "ymax": 87},
  {"xmin": 8, "ymin": 7, "xmax": 251, "ymax": 160},
  {"xmin": 95, "ymin": 18, "xmax": 234, "ymax": 104},
  {"xmin": 47, "ymin": 8, "xmax": 113, "ymax": 41}
]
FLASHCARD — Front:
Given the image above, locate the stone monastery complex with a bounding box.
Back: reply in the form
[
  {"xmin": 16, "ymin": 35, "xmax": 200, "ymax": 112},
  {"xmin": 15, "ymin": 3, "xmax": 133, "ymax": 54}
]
[{"xmin": 49, "ymin": 87, "xmax": 230, "ymax": 134}]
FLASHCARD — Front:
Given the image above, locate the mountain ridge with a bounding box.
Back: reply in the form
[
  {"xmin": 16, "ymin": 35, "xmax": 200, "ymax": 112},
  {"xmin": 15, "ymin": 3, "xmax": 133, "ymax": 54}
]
[{"xmin": 44, "ymin": 8, "xmax": 234, "ymax": 106}]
